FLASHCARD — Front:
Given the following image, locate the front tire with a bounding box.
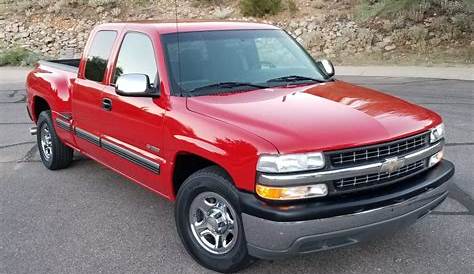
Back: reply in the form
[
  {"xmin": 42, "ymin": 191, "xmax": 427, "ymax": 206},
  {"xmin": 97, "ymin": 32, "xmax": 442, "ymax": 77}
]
[
  {"xmin": 175, "ymin": 166, "xmax": 255, "ymax": 273},
  {"xmin": 37, "ymin": 110, "xmax": 73, "ymax": 170}
]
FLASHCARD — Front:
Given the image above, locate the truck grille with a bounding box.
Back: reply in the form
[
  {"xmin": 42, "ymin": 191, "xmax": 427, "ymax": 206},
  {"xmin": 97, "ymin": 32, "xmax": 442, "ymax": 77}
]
[
  {"xmin": 329, "ymin": 132, "xmax": 429, "ymax": 168},
  {"xmin": 334, "ymin": 159, "xmax": 426, "ymax": 191}
]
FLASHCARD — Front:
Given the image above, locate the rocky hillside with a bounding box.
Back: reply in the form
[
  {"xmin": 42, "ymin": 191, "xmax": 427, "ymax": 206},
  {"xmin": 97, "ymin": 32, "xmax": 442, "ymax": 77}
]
[{"xmin": 0, "ymin": 0, "xmax": 472, "ymax": 65}]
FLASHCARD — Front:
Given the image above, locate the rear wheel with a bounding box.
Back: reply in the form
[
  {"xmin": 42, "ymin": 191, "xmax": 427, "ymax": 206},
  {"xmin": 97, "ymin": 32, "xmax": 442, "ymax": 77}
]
[
  {"xmin": 37, "ymin": 111, "xmax": 73, "ymax": 170},
  {"xmin": 175, "ymin": 166, "xmax": 255, "ymax": 273}
]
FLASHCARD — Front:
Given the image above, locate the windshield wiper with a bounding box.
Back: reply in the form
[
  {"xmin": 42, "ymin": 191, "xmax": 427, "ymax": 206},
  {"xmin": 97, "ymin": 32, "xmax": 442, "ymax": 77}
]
[
  {"xmin": 266, "ymin": 75, "xmax": 323, "ymax": 83},
  {"xmin": 189, "ymin": 82, "xmax": 268, "ymax": 93}
]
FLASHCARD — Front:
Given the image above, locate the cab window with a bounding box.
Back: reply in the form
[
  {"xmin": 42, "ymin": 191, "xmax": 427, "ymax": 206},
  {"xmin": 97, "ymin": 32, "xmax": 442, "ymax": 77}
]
[{"xmin": 84, "ymin": 31, "xmax": 117, "ymax": 82}]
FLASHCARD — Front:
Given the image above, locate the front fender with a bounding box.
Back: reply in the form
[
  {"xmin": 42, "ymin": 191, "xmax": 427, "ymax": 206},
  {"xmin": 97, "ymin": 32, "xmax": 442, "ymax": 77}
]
[{"xmin": 162, "ymin": 98, "xmax": 278, "ymax": 195}]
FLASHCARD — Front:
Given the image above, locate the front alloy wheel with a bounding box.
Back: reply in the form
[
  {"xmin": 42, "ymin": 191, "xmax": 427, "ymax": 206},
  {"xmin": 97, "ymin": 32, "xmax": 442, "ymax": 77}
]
[
  {"xmin": 189, "ymin": 192, "xmax": 239, "ymax": 255},
  {"xmin": 175, "ymin": 166, "xmax": 255, "ymax": 273}
]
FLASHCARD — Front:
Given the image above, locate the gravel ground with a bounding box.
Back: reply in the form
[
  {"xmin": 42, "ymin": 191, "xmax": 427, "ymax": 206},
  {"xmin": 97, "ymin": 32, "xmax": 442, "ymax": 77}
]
[{"xmin": 0, "ymin": 70, "xmax": 473, "ymax": 274}]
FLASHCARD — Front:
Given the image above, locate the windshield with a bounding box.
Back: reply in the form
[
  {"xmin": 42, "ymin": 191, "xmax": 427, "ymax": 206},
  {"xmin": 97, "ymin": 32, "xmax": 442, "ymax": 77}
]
[{"xmin": 161, "ymin": 29, "xmax": 326, "ymax": 96}]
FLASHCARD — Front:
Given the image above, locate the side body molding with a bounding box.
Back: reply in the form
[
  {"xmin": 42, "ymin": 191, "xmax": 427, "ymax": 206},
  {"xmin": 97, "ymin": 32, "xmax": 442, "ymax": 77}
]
[{"xmin": 55, "ymin": 119, "xmax": 160, "ymax": 174}]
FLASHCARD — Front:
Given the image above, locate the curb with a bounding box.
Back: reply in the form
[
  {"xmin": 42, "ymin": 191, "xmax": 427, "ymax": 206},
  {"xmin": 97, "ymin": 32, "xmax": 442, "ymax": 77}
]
[{"xmin": 336, "ymin": 66, "xmax": 474, "ymax": 81}]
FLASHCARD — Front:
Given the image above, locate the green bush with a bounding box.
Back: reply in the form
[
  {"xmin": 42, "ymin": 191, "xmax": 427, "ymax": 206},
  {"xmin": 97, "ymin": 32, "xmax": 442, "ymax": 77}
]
[
  {"xmin": 0, "ymin": 48, "xmax": 41, "ymax": 66},
  {"xmin": 240, "ymin": 0, "xmax": 282, "ymax": 17}
]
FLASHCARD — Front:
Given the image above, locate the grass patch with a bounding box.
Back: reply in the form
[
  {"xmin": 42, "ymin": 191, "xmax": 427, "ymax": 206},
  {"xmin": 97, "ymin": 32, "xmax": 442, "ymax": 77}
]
[{"xmin": 0, "ymin": 48, "xmax": 41, "ymax": 66}]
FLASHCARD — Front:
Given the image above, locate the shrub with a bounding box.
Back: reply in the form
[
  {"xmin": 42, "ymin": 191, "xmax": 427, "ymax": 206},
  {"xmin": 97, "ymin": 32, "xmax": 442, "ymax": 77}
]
[
  {"xmin": 409, "ymin": 25, "xmax": 428, "ymax": 42},
  {"xmin": 288, "ymin": 0, "xmax": 298, "ymax": 14},
  {"xmin": 452, "ymin": 13, "xmax": 473, "ymax": 32},
  {"xmin": 240, "ymin": 0, "xmax": 282, "ymax": 17},
  {"xmin": 0, "ymin": 48, "xmax": 41, "ymax": 66}
]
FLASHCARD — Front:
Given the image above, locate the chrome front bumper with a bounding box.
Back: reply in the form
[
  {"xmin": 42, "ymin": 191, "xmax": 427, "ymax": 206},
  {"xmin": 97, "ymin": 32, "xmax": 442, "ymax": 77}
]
[{"xmin": 241, "ymin": 160, "xmax": 454, "ymax": 259}]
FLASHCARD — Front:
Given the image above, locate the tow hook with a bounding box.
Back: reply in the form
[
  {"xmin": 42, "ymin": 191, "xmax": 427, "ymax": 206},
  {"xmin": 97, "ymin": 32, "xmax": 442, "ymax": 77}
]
[{"xmin": 29, "ymin": 126, "xmax": 38, "ymax": 136}]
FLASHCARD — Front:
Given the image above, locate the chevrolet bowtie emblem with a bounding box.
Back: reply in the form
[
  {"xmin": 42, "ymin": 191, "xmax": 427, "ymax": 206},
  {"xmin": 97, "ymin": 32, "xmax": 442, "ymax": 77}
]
[{"xmin": 380, "ymin": 157, "xmax": 405, "ymax": 173}]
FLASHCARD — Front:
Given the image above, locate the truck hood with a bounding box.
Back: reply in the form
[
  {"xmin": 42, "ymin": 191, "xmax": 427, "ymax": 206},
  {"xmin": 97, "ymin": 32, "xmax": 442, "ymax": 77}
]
[{"xmin": 186, "ymin": 81, "xmax": 441, "ymax": 154}]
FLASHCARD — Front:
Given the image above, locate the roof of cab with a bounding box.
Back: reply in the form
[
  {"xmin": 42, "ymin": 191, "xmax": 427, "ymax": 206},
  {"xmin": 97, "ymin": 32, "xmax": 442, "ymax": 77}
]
[{"xmin": 97, "ymin": 19, "xmax": 280, "ymax": 34}]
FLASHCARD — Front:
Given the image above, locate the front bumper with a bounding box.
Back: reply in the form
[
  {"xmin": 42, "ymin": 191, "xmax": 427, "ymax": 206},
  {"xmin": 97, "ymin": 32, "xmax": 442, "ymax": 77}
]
[{"xmin": 240, "ymin": 160, "xmax": 454, "ymax": 259}]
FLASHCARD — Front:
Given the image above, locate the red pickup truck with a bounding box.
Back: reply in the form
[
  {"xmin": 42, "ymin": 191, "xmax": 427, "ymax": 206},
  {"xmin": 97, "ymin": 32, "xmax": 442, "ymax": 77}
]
[{"xmin": 26, "ymin": 21, "xmax": 454, "ymax": 272}]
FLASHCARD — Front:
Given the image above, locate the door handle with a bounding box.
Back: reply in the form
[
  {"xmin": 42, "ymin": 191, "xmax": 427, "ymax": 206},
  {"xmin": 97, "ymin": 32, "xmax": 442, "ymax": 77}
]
[{"xmin": 102, "ymin": 98, "xmax": 112, "ymax": 111}]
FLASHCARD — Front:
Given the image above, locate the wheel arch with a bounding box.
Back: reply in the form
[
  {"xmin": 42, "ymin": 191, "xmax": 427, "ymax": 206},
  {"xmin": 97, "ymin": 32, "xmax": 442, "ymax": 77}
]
[
  {"xmin": 32, "ymin": 96, "xmax": 51, "ymax": 122},
  {"xmin": 172, "ymin": 152, "xmax": 233, "ymax": 197}
]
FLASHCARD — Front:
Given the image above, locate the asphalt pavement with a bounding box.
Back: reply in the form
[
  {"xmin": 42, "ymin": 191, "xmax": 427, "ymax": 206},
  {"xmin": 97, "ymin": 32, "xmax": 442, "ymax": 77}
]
[{"xmin": 0, "ymin": 68, "xmax": 473, "ymax": 274}]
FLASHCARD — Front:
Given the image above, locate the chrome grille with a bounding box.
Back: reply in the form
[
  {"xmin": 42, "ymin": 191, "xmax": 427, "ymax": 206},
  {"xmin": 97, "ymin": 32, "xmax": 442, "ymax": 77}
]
[
  {"xmin": 329, "ymin": 133, "xmax": 429, "ymax": 168},
  {"xmin": 334, "ymin": 159, "xmax": 426, "ymax": 191}
]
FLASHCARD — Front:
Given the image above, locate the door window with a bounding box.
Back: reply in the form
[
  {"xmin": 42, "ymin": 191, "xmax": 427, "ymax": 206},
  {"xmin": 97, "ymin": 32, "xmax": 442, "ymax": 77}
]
[
  {"xmin": 113, "ymin": 32, "xmax": 158, "ymax": 85},
  {"xmin": 84, "ymin": 31, "xmax": 117, "ymax": 82}
]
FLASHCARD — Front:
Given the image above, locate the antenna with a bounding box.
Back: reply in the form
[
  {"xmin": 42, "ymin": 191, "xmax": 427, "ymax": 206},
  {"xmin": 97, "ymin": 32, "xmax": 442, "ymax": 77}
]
[{"xmin": 175, "ymin": 0, "xmax": 182, "ymax": 96}]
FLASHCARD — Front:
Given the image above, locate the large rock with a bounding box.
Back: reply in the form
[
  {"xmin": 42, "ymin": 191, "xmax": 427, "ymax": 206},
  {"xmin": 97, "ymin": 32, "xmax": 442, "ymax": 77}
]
[{"xmin": 384, "ymin": 44, "xmax": 397, "ymax": 51}]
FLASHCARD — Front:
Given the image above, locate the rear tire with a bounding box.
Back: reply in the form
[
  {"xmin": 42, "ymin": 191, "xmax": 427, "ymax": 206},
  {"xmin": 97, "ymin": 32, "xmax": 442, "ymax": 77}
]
[
  {"xmin": 175, "ymin": 166, "xmax": 255, "ymax": 273},
  {"xmin": 37, "ymin": 111, "xmax": 73, "ymax": 170}
]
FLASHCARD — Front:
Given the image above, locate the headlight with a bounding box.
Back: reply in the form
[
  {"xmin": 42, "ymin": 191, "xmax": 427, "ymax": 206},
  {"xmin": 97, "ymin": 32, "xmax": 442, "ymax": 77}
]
[
  {"xmin": 256, "ymin": 183, "xmax": 328, "ymax": 200},
  {"xmin": 257, "ymin": 152, "xmax": 325, "ymax": 173},
  {"xmin": 430, "ymin": 123, "xmax": 445, "ymax": 143}
]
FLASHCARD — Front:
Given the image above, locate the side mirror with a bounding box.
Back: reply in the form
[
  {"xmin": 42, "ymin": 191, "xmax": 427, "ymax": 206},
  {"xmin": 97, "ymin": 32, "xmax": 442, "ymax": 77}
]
[
  {"xmin": 315, "ymin": 59, "xmax": 335, "ymax": 80},
  {"xmin": 115, "ymin": 73, "xmax": 159, "ymax": 97}
]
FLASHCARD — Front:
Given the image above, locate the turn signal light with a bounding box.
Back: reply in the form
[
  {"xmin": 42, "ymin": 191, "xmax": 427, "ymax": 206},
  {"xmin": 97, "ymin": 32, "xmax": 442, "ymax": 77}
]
[
  {"xmin": 429, "ymin": 149, "xmax": 444, "ymax": 167},
  {"xmin": 256, "ymin": 183, "xmax": 328, "ymax": 200}
]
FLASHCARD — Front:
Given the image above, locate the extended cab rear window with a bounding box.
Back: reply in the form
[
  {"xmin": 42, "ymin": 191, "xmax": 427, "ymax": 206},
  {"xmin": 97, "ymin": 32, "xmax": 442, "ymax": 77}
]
[{"xmin": 84, "ymin": 30, "xmax": 117, "ymax": 82}]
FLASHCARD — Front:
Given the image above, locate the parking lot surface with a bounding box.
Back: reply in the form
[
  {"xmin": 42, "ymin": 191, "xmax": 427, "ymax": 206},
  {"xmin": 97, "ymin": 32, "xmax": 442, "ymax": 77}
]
[{"xmin": 0, "ymin": 68, "xmax": 473, "ymax": 273}]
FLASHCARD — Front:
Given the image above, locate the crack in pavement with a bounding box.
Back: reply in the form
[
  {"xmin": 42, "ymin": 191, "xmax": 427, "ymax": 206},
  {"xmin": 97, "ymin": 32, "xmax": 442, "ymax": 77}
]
[
  {"xmin": 0, "ymin": 141, "xmax": 35, "ymax": 149},
  {"xmin": 445, "ymin": 142, "xmax": 474, "ymax": 147},
  {"xmin": 0, "ymin": 89, "xmax": 26, "ymax": 104},
  {"xmin": 0, "ymin": 89, "xmax": 25, "ymax": 92},
  {"xmin": 448, "ymin": 183, "xmax": 474, "ymax": 213},
  {"xmin": 0, "ymin": 95, "xmax": 26, "ymax": 104},
  {"xmin": 7, "ymin": 90, "xmax": 18, "ymax": 97},
  {"xmin": 17, "ymin": 145, "xmax": 38, "ymax": 163},
  {"xmin": 0, "ymin": 122, "xmax": 33, "ymax": 125},
  {"xmin": 431, "ymin": 184, "xmax": 474, "ymax": 216},
  {"xmin": 352, "ymin": 78, "xmax": 452, "ymax": 86},
  {"xmin": 0, "ymin": 160, "xmax": 41, "ymax": 164},
  {"xmin": 418, "ymin": 102, "xmax": 474, "ymax": 106},
  {"xmin": 430, "ymin": 211, "xmax": 471, "ymax": 216},
  {"xmin": 0, "ymin": 145, "xmax": 39, "ymax": 164}
]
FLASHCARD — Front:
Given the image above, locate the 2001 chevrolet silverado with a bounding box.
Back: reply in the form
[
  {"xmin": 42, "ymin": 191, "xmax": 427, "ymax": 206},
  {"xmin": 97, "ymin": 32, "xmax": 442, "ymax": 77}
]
[{"xmin": 26, "ymin": 21, "xmax": 454, "ymax": 272}]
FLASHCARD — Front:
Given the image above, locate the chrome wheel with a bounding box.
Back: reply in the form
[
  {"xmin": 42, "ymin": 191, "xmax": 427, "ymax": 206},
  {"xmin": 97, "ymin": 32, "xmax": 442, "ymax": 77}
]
[
  {"xmin": 189, "ymin": 192, "xmax": 239, "ymax": 255},
  {"xmin": 40, "ymin": 123, "xmax": 53, "ymax": 161}
]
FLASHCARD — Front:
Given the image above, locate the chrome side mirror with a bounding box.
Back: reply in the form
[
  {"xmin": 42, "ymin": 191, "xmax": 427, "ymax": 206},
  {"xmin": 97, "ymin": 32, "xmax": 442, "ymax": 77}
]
[
  {"xmin": 116, "ymin": 73, "xmax": 159, "ymax": 97},
  {"xmin": 316, "ymin": 59, "xmax": 335, "ymax": 80}
]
